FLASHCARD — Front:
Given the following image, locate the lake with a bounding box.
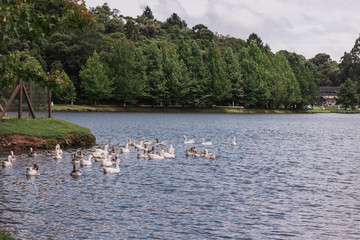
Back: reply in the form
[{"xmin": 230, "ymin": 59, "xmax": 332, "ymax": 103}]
[{"xmin": 1, "ymin": 113, "xmax": 360, "ymax": 239}]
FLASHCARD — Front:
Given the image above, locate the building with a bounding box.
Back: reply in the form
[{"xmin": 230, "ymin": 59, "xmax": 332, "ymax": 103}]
[{"xmin": 317, "ymin": 86, "xmax": 340, "ymax": 106}]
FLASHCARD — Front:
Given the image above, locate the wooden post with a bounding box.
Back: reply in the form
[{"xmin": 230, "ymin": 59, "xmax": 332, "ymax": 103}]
[
  {"xmin": 47, "ymin": 87, "xmax": 51, "ymax": 118},
  {"xmin": 18, "ymin": 78, "xmax": 23, "ymax": 119},
  {"xmin": 0, "ymin": 78, "xmax": 36, "ymax": 120},
  {"xmin": 29, "ymin": 81, "xmax": 33, "ymax": 117},
  {"xmin": 0, "ymin": 83, "xmax": 21, "ymax": 120},
  {"xmin": 22, "ymin": 81, "xmax": 36, "ymax": 119}
]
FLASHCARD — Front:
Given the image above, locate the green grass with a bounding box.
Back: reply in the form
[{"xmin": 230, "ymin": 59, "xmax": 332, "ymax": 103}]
[
  {"xmin": 0, "ymin": 116, "xmax": 91, "ymax": 137},
  {"xmin": 0, "ymin": 230, "xmax": 15, "ymax": 240}
]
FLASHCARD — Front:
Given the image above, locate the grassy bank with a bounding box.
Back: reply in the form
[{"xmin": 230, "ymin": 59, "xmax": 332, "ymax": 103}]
[
  {"xmin": 0, "ymin": 116, "xmax": 91, "ymax": 137},
  {"xmin": 0, "ymin": 230, "xmax": 15, "ymax": 240},
  {"xmin": 52, "ymin": 105, "xmax": 360, "ymax": 114},
  {"xmin": 0, "ymin": 116, "xmax": 95, "ymax": 151}
]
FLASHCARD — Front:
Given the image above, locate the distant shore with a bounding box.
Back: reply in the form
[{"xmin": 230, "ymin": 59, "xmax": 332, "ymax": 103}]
[{"xmin": 51, "ymin": 105, "xmax": 360, "ymax": 114}]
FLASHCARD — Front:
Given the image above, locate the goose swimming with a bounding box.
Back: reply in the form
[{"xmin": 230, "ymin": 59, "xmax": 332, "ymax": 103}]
[
  {"xmin": 28, "ymin": 148, "xmax": 37, "ymax": 157},
  {"xmin": 120, "ymin": 143, "xmax": 130, "ymax": 154},
  {"xmin": 2, "ymin": 155, "xmax": 13, "ymax": 167},
  {"xmin": 70, "ymin": 162, "xmax": 82, "ymax": 177},
  {"xmin": 103, "ymin": 158, "xmax": 121, "ymax": 174},
  {"xmin": 201, "ymin": 138, "xmax": 212, "ymax": 146},
  {"xmin": 182, "ymin": 135, "xmax": 195, "ymax": 144},
  {"xmin": 231, "ymin": 137, "xmax": 236, "ymax": 146},
  {"xmin": 26, "ymin": 163, "xmax": 40, "ymax": 176}
]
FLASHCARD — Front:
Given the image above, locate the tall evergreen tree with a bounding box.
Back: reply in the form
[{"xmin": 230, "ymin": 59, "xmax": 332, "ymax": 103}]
[
  {"xmin": 337, "ymin": 78, "xmax": 359, "ymax": 109},
  {"xmin": 108, "ymin": 41, "xmax": 145, "ymax": 105},
  {"xmin": 79, "ymin": 51, "xmax": 112, "ymax": 105},
  {"xmin": 205, "ymin": 41, "xmax": 231, "ymax": 104},
  {"xmin": 142, "ymin": 42, "xmax": 167, "ymax": 105},
  {"xmin": 223, "ymin": 48, "xmax": 243, "ymax": 106},
  {"xmin": 239, "ymin": 41, "xmax": 270, "ymax": 107}
]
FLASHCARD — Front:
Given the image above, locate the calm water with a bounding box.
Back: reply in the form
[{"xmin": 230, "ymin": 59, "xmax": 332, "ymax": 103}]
[{"xmin": 1, "ymin": 113, "xmax": 360, "ymax": 239}]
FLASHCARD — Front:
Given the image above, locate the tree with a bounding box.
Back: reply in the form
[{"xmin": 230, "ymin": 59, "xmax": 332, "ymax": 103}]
[
  {"xmin": 223, "ymin": 48, "xmax": 243, "ymax": 106},
  {"xmin": 204, "ymin": 41, "xmax": 231, "ymax": 104},
  {"xmin": 142, "ymin": 6, "xmax": 154, "ymax": 20},
  {"xmin": 337, "ymin": 78, "xmax": 358, "ymax": 109},
  {"xmin": 310, "ymin": 53, "xmax": 340, "ymax": 86},
  {"xmin": 281, "ymin": 50, "xmax": 317, "ymax": 108},
  {"xmin": 53, "ymin": 79, "xmax": 76, "ymax": 104},
  {"xmin": 79, "ymin": 51, "xmax": 112, "ymax": 105},
  {"xmin": 124, "ymin": 18, "xmax": 139, "ymax": 40},
  {"xmin": 0, "ymin": 0, "xmax": 95, "ymax": 117},
  {"xmin": 142, "ymin": 42, "xmax": 167, "ymax": 105},
  {"xmin": 238, "ymin": 41, "xmax": 270, "ymax": 107},
  {"xmin": 108, "ymin": 41, "xmax": 145, "ymax": 105},
  {"xmin": 247, "ymin": 33, "xmax": 264, "ymax": 49},
  {"xmin": 165, "ymin": 13, "xmax": 187, "ymax": 29}
]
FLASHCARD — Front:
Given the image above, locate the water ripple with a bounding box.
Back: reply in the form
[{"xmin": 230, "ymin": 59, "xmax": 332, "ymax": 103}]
[{"xmin": 1, "ymin": 113, "xmax": 360, "ymax": 239}]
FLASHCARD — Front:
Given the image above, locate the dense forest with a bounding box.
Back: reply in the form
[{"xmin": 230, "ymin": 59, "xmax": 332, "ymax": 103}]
[{"xmin": 1, "ymin": 1, "xmax": 360, "ymax": 109}]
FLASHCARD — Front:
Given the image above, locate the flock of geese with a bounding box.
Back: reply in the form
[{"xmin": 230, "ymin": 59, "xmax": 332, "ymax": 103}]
[{"xmin": 1, "ymin": 136, "xmax": 237, "ymax": 177}]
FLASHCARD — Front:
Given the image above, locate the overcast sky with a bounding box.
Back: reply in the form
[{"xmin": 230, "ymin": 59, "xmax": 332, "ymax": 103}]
[{"xmin": 84, "ymin": 0, "xmax": 360, "ymax": 62}]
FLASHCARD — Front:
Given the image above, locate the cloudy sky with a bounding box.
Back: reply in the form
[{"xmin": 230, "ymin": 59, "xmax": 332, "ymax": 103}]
[{"xmin": 84, "ymin": 0, "xmax": 360, "ymax": 62}]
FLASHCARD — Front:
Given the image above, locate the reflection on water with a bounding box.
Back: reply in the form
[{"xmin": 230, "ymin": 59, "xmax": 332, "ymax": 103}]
[{"xmin": 1, "ymin": 113, "xmax": 360, "ymax": 239}]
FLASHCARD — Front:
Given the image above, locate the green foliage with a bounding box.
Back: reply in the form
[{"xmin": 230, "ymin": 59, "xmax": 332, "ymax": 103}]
[
  {"xmin": 108, "ymin": 41, "xmax": 145, "ymax": 104},
  {"xmin": 0, "ymin": 230, "xmax": 15, "ymax": 240},
  {"xmin": 337, "ymin": 78, "xmax": 358, "ymax": 109},
  {"xmin": 165, "ymin": 13, "xmax": 187, "ymax": 29},
  {"xmin": 79, "ymin": 50, "xmax": 112, "ymax": 105},
  {"xmin": 53, "ymin": 78, "xmax": 76, "ymax": 104},
  {"xmin": 310, "ymin": 53, "xmax": 340, "ymax": 86},
  {"xmin": 142, "ymin": 6, "xmax": 154, "ymax": 20},
  {"xmin": 3, "ymin": 2, "xmax": 354, "ymax": 109},
  {"xmin": 223, "ymin": 48, "xmax": 243, "ymax": 105},
  {"xmin": 205, "ymin": 41, "xmax": 231, "ymax": 104}
]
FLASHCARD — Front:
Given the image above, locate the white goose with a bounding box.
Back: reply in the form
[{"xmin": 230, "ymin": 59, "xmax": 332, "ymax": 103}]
[
  {"xmin": 70, "ymin": 162, "xmax": 82, "ymax": 177},
  {"xmin": 54, "ymin": 149, "xmax": 62, "ymax": 160},
  {"xmin": 26, "ymin": 163, "xmax": 40, "ymax": 176},
  {"xmin": 204, "ymin": 149, "xmax": 216, "ymax": 159},
  {"xmin": 120, "ymin": 144, "xmax": 130, "ymax": 154},
  {"xmin": 167, "ymin": 144, "xmax": 175, "ymax": 154},
  {"xmin": 28, "ymin": 147, "xmax": 37, "ymax": 157},
  {"xmin": 92, "ymin": 145, "xmax": 109, "ymax": 158},
  {"xmin": 100, "ymin": 155, "xmax": 113, "ymax": 167},
  {"xmin": 148, "ymin": 150, "xmax": 165, "ymax": 160},
  {"xmin": 163, "ymin": 151, "xmax": 175, "ymax": 158},
  {"xmin": 128, "ymin": 139, "xmax": 135, "ymax": 147},
  {"xmin": 201, "ymin": 138, "xmax": 212, "ymax": 146},
  {"xmin": 231, "ymin": 137, "xmax": 237, "ymax": 146},
  {"xmin": 55, "ymin": 144, "xmax": 63, "ymax": 155},
  {"xmin": 2, "ymin": 155, "xmax": 13, "ymax": 167},
  {"xmin": 155, "ymin": 138, "xmax": 167, "ymax": 146},
  {"xmin": 103, "ymin": 158, "xmax": 121, "ymax": 174},
  {"xmin": 10, "ymin": 151, "xmax": 16, "ymax": 161},
  {"xmin": 80, "ymin": 154, "xmax": 93, "ymax": 167},
  {"xmin": 182, "ymin": 135, "xmax": 195, "ymax": 144}
]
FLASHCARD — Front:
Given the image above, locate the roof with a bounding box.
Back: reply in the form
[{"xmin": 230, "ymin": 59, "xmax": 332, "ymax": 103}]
[{"xmin": 317, "ymin": 86, "xmax": 340, "ymax": 99}]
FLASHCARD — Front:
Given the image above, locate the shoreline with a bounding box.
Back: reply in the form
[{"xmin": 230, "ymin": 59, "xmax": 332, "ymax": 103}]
[{"xmin": 51, "ymin": 105, "xmax": 360, "ymax": 114}]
